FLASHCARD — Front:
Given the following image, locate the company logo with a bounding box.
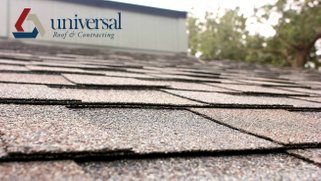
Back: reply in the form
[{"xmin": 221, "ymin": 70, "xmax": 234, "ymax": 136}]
[{"xmin": 12, "ymin": 8, "xmax": 45, "ymax": 39}]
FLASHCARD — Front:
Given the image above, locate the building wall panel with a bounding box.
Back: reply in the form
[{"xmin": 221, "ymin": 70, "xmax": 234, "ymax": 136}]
[{"xmin": 6, "ymin": 0, "xmax": 187, "ymax": 53}]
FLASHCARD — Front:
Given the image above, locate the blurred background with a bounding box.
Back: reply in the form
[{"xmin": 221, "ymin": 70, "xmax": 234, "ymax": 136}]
[
  {"xmin": 118, "ymin": 0, "xmax": 321, "ymax": 70},
  {"xmin": 1, "ymin": 0, "xmax": 321, "ymax": 70}
]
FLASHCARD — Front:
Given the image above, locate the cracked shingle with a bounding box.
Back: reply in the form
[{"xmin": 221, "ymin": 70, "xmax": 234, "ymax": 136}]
[
  {"xmin": 165, "ymin": 89, "xmax": 321, "ymax": 108},
  {"xmin": 191, "ymin": 108, "xmax": 321, "ymax": 145},
  {"xmin": 287, "ymin": 149, "xmax": 321, "ymax": 165}
]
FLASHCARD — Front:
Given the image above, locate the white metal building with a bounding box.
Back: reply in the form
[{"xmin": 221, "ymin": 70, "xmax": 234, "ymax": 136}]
[{"xmin": 0, "ymin": 0, "xmax": 188, "ymax": 54}]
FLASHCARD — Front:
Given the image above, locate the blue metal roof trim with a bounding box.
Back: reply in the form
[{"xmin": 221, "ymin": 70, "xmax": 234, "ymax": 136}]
[{"xmin": 55, "ymin": 0, "xmax": 187, "ymax": 18}]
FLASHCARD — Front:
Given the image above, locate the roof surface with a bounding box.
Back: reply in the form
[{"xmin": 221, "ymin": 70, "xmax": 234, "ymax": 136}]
[{"xmin": 0, "ymin": 39, "xmax": 320, "ymax": 180}]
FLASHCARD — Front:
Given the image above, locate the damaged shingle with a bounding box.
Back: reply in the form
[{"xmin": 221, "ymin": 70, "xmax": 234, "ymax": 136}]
[
  {"xmin": 287, "ymin": 149, "xmax": 321, "ymax": 165},
  {"xmin": 190, "ymin": 108, "xmax": 321, "ymax": 145},
  {"xmin": 165, "ymin": 89, "xmax": 321, "ymax": 108}
]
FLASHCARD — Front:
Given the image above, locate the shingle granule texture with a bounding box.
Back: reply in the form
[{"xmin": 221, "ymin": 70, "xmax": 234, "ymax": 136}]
[
  {"xmin": 237, "ymin": 79, "xmax": 301, "ymax": 87},
  {"xmin": 287, "ymin": 149, "xmax": 321, "ymax": 164},
  {"xmin": 279, "ymin": 87, "xmax": 321, "ymax": 96},
  {"xmin": 292, "ymin": 96, "xmax": 321, "ymax": 104},
  {"xmin": 191, "ymin": 108, "xmax": 321, "ymax": 144},
  {"xmin": 0, "ymin": 59, "xmax": 30, "ymax": 66},
  {"xmin": 0, "ymin": 160, "xmax": 92, "ymax": 181},
  {"xmin": 26, "ymin": 65, "xmax": 87, "ymax": 74},
  {"xmin": 0, "ymin": 64, "xmax": 28, "ymax": 71},
  {"xmin": 0, "ymin": 105, "xmax": 131, "ymax": 153},
  {"xmin": 149, "ymin": 73, "xmax": 220, "ymax": 82},
  {"xmin": 156, "ymin": 81, "xmax": 236, "ymax": 92},
  {"xmin": 0, "ymin": 73, "xmax": 73, "ymax": 85},
  {"xmin": 0, "ymin": 84, "xmax": 69, "ymax": 100},
  {"xmin": 296, "ymin": 112, "xmax": 321, "ymax": 120},
  {"xmin": 62, "ymin": 74, "xmax": 165, "ymax": 87},
  {"xmin": 165, "ymin": 90, "xmax": 321, "ymax": 107},
  {"xmin": 80, "ymin": 154, "xmax": 321, "ymax": 181},
  {"xmin": 73, "ymin": 108, "xmax": 279, "ymax": 153},
  {"xmin": 52, "ymin": 88, "xmax": 203, "ymax": 105},
  {"xmin": 206, "ymin": 83, "xmax": 308, "ymax": 96},
  {"xmin": 0, "ymin": 105, "xmax": 278, "ymax": 155},
  {"xmin": 103, "ymin": 71, "xmax": 153, "ymax": 78},
  {"xmin": 0, "ymin": 140, "xmax": 7, "ymax": 158},
  {"xmin": 0, "ymin": 84, "xmax": 201, "ymax": 105}
]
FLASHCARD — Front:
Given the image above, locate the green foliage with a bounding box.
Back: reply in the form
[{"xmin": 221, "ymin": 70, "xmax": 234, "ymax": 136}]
[
  {"xmin": 187, "ymin": 16, "xmax": 200, "ymax": 56},
  {"xmin": 187, "ymin": 0, "xmax": 321, "ymax": 68},
  {"xmin": 198, "ymin": 10, "xmax": 247, "ymax": 61}
]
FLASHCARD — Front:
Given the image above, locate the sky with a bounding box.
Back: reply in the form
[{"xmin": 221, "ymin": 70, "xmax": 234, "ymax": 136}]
[{"xmin": 111, "ymin": 0, "xmax": 279, "ymax": 36}]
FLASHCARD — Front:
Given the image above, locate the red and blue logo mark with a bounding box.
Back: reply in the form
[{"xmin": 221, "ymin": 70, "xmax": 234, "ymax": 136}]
[{"xmin": 13, "ymin": 8, "xmax": 45, "ymax": 39}]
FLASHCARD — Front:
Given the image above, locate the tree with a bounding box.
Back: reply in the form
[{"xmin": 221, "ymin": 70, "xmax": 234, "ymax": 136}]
[
  {"xmin": 187, "ymin": 16, "xmax": 200, "ymax": 56},
  {"xmin": 187, "ymin": 0, "xmax": 321, "ymax": 69},
  {"xmin": 255, "ymin": 0, "xmax": 321, "ymax": 68},
  {"xmin": 198, "ymin": 10, "xmax": 248, "ymax": 61}
]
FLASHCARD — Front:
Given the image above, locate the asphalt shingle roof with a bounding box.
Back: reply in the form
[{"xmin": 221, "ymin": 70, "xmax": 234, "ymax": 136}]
[{"xmin": 0, "ymin": 40, "xmax": 320, "ymax": 180}]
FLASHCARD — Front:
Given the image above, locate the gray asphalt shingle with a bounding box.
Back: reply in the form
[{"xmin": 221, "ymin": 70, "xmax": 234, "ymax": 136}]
[
  {"xmin": 80, "ymin": 154, "xmax": 321, "ymax": 181},
  {"xmin": 0, "ymin": 83, "xmax": 76, "ymax": 101},
  {"xmin": 62, "ymin": 74, "xmax": 166, "ymax": 87},
  {"xmin": 0, "ymin": 105, "xmax": 279, "ymax": 155},
  {"xmin": 1, "ymin": 39, "xmax": 321, "ymax": 179},
  {"xmin": 165, "ymin": 89, "xmax": 321, "ymax": 108},
  {"xmin": 0, "ymin": 73, "xmax": 73, "ymax": 85},
  {"xmin": 0, "ymin": 140, "xmax": 7, "ymax": 158},
  {"xmin": 0, "ymin": 64, "xmax": 29, "ymax": 71},
  {"xmin": 279, "ymin": 87, "xmax": 321, "ymax": 96},
  {"xmin": 160, "ymin": 82, "xmax": 236, "ymax": 92},
  {"xmin": 0, "ymin": 161, "xmax": 92, "ymax": 181},
  {"xmin": 73, "ymin": 108, "xmax": 279, "ymax": 153},
  {"xmin": 191, "ymin": 108, "xmax": 321, "ymax": 144},
  {"xmin": 56, "ymin": 89, "xmax": 202, "ymax": 105},
  {"xmin": 0, "ymin": 105, "xmax": 131, "ymax": 154},
  {"xmin": 206, "ymin": 83, "xmax": 309, "ymax": 96},
  {"xmin": 287, "ymin": 149, "xmax": 321, "ymax": 165}
]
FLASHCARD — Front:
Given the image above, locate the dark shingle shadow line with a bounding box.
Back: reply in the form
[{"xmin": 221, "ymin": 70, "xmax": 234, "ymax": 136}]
[
  {"xmin": 0, "ymin": 98, "xmax": 81, "ymax": 105},
  {"xmin": 286, "ymin": 150, "xmax": 321, "ymax": 167},
  {"xmin": 1, "ymin": 146, "xmax": 321, "ymax": 168},
  {"xmin": 289, "ymin": 96, "xmax": 321, "ymax": 104},
  {"xmin": 187, "ymin": 109, "xmax": 321, "ymax": 149},
  {"xmin": 216, "ymin": 92, "xmax": 310, "ymax": 98},
  {"xmin": 186, "ymin": 109, "xmax": 321, "ymax": 167},
  {"xmin": 29, "ymin": 64, "xmax": 126, "ymax": 72},
  {"xmin": 47, "ymin": 84, "xmax": 169, "ymax": 90},
  {"xmin": 1, "ymin": 98, "xmax": 321, "ymax": 111},
  {"xmin": 0, "ymin": 81, "xmax": 74, "ymax": 87},
  {"xmin": 0, "ymin": 147, "xmax": 296, "ymax": 163},
  {"xmin": 66, "ymin": 103, "xmax": 296, "ymax": 109},
  {"xmin": 136, "ymin": 77, "xmax": 221, "ymax": 83}
]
